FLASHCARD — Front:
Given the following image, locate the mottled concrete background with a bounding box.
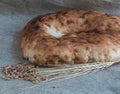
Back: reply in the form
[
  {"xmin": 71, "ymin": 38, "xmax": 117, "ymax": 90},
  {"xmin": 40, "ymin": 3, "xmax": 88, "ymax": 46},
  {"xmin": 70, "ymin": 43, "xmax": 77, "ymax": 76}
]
[{"xmin": 0, "ymin": 0, "xmax": 120, "ymax": 94}]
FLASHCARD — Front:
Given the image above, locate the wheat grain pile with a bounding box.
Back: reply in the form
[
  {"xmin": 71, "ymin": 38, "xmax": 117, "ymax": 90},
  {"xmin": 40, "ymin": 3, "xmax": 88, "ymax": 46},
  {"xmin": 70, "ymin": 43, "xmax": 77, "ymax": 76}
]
[{"xmin": 2, "ymin": 63, "xmax": 47, "ymax": 84}]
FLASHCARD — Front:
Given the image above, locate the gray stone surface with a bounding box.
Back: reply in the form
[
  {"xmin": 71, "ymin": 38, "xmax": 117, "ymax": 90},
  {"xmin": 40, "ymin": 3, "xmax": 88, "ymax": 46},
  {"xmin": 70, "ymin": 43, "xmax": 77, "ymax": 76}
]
[{"xmin": 0, "ymin": 0, "xmax": 120, "ymax": 94}]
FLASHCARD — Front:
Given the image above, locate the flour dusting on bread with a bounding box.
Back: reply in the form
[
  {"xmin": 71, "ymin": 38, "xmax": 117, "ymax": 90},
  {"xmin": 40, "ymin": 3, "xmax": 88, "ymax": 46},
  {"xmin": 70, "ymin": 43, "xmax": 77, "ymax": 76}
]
[{"xmin": 45, "ymin": 25, "xmax": 64, "ymax": 38}]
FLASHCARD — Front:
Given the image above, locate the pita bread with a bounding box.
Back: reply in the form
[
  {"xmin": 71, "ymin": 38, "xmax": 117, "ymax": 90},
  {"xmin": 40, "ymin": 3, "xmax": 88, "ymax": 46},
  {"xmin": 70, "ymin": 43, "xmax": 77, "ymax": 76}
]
[{"xmin": 21, "ymin": 10, "xmax": 120, "ymax": 66}]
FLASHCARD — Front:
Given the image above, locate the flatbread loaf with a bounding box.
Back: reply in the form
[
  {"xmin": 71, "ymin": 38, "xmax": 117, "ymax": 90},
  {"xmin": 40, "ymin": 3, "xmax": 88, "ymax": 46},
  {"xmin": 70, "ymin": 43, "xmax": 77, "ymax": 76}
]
[{"xmin": 21, "ymin": 10, "xmax": 120, "ymax": 66}]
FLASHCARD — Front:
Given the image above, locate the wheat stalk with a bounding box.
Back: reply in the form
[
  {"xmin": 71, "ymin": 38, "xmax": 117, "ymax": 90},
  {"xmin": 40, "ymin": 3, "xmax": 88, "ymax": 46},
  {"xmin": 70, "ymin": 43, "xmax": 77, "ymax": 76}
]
[
  {"xmin": 39, "ymin": 62, "xmax": 115, "ymax": 81},
  {"xmin": 2, "ymin": 61, "xmax": 117, "ymax": 83}
]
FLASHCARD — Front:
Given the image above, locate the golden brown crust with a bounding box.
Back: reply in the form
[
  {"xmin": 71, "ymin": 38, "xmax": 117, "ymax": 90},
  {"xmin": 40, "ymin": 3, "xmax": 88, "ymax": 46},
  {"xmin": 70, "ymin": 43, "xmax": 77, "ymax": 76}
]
[{"xmin": 21, "ymin": 9, "xmax": 120, "ymax": 66}]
